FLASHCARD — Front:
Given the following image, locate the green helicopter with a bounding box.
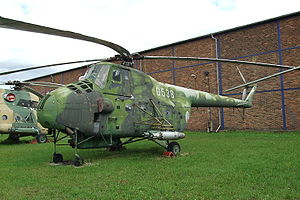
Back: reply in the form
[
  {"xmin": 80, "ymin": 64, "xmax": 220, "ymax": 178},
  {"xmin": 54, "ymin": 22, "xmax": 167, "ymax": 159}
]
[{"xmin": 1, "ymin": 16, "xmax": 298, "ymax": 166}]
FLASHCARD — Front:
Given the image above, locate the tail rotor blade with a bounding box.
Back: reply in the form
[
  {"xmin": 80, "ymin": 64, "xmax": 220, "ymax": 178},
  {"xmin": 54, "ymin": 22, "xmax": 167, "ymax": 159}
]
[
  {"xmin": 225, "ymin": 66, "xmax": 300, "ymax": 92},
  {"xmin": 242, "ymin": 88, "xmax": 247, "ymax": 101},
  {"xmin": 236, "ymin": 66, "xmax": 247, "ymax": 84}
]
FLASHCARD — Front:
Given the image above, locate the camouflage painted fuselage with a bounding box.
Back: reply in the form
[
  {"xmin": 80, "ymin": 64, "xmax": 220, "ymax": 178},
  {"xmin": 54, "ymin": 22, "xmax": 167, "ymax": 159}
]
[
  {"xmin": 0, "ymin": 89, "xmax": 46, "ymax": 137},
  {"xmin": 37, "ymin": 62, "xmax": 256, "ymax": 148}
]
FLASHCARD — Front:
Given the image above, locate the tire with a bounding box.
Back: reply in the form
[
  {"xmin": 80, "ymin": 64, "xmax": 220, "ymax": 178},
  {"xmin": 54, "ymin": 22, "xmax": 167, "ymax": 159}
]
[
  {"xmin": 167, "ymin": 142, "xmax": 181, "ymax": 156},
  {"xmin": 6, "ymin": 134, "xmax": 20, "ymax": 144},
  {"xmin": 73, "ymin": 156, "xmax": 84, "ymax": 167},
  {"xmin": 53, "ymin": 153, "xmax": 63, "ymax": 163},
  {"xmin": 36, "ymin": 133, "xmax": 47, "ymax": 144}
]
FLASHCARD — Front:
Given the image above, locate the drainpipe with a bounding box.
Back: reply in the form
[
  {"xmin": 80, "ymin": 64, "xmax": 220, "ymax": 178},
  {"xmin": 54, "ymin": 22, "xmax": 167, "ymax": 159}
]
[
  {"xmin": 276, "ymin": 21, "xmax": 287, "ymax": 130},
  {"xmin": 211, "ymin": 34, "xmax": 223, "ymax": 132},
  {"xmin": 204, "ymin": 71, "xmax": 213, "ymax": 132}
]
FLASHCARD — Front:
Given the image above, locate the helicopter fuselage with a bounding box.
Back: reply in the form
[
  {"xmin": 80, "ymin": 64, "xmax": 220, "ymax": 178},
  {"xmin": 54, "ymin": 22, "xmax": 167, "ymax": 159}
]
[
  {"xmin": 37, "ymin": 62, "xmax": 256, "ymax": 149},
  {"xmin": 0, "ymin": 88, "xmax": 47, "ymax": 139}
]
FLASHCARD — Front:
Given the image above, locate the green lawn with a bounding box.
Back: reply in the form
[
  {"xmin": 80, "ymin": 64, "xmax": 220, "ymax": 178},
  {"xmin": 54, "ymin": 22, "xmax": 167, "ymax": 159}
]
[{"xmin": 0, "ymin": 131, "xmax": 299, "ymax": 200}]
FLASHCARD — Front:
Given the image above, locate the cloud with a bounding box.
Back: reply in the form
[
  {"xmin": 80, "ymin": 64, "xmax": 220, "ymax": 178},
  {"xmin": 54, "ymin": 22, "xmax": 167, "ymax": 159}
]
[{"xmin": 0, "ymin": 0, "xmax": 299, "ymax": 81}]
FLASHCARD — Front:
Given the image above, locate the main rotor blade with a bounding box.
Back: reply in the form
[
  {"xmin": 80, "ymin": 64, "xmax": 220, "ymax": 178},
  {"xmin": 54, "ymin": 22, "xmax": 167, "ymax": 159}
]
[
  {"xmin": 27, "ymin": 81, "xmax": 65, "ymax": 87},
  {"xmin": 236, "ymin": 66, "xmax": 247, "ymax": 84},
  {"xmin": 3, "ymin": 80, "xmax": 64, "ymax": 87},
  {"xmin": 0, "ymin": 16, "xmax": 131, "ymax": 59},
  {"xmin": 0, "ymin": 59, "xmax": 105, "ymax": 76},
  {"xmin": 139, "ymin": 56, "xmax": 296, "ymax": 69},
  {"xmin": 225, "ymin": 66, "xmax": 300, "ymax": 92},
  {"xmin": 26, "ymin": 83, "xmax": 63, "ymax": 88}
]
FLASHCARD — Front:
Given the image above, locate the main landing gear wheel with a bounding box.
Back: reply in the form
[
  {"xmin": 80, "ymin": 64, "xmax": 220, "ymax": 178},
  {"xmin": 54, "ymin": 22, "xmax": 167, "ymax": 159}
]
[
  {"xmin": 36, "ymin": 133, "xmax": 47, "ymax": 144},
  {"xmin": 6, "ymin": 134, "xmax": 20, "ymax": 144},
  {"xmin": 73, "ymin": 155, "xmax": 84, "ymax": 167},
  {"xmin": 53, "ymin": 153, "xmax": 63, "ymax": 163},
  {"xmin": 167, "ymin": 142, "xmax": 181, "ymax": 156}
]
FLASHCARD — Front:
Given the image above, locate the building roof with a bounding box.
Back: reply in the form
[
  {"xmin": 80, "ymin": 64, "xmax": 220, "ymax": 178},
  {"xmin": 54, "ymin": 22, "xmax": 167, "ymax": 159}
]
[{"xmin": 139, "ymin": 11, "xmax": 300, "ymax": 53}]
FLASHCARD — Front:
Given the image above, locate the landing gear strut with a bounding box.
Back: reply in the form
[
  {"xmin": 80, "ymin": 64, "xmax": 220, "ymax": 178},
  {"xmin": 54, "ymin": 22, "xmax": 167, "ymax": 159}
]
[
  {"xmin": 73, "ymin": 155, "xmax": 84, "ymax": 167},
  {"xmin": 73, "ymin": 130, "xmax": 84, "ymax": 166},
  {"xmin": 52, "ymin": 129, "xmax": 65, "ymax": 164},
  {"xmin": 51, "ymin": 129, "xmax": 85, "ymax": 166}
]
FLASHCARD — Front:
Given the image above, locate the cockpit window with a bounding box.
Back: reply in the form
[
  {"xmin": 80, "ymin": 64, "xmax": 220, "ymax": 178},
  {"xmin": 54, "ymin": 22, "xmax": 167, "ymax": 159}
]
[
  {"xmin": 84, "ymin": 65, "xmax": 110, "ymax": 89},
  {"xmin": 17, "ymin": 99, "xmax": 39, "ymax": 108},
  {"xmin": 112, "ymin": 70, "xmax": 121, "ymax": 82}
]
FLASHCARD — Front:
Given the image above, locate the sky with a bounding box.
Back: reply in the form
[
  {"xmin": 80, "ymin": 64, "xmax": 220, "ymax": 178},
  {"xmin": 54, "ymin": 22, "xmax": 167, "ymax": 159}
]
[{"xmin": 0, "ymin": 0, "xmax": 299, "ymax": 82}]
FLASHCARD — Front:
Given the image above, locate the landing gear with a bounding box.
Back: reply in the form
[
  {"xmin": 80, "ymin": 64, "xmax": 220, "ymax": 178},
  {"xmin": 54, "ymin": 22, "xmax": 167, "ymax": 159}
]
[
  {"xmin": 73, "ymin": 130, "xmax": 84, "ymax": 167},
  {"xmin": 167, "ymin": 142, "xmax": 181, "ymax": 156},
  {"xmin": 51, "ymin": 129, "xmax": 85, "ymax": 166},
  {"xmin": 52, "ymin": 129, "xmax": 63, "ymax": 164},
  {"xmin": 53, "ymin": 153, "xmax": 63, "ymax": 163},
  {"xmin": 36, "ymin": 133, "xmax": 47, "ymax": 143},
  {"xmin": 150, "ymin": 139, "xmax": 182, "ymax": 156},
  {"xmin": 73, "ymin": 155, "xmax": 84, "ymax": 167},
  {"xmin": 5, "ymin": 134, "xmax": 20, "ymax": 144},
  {"xmin": 52, "ymin": 129, "xmax": 67, "ymax": 165}
]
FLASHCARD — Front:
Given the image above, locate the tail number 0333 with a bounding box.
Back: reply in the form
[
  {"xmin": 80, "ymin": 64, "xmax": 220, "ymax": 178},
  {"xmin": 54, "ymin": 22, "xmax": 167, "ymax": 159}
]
[{"xmin": 156, "ymin": 87, "xmax": 175, "ymax": 99}]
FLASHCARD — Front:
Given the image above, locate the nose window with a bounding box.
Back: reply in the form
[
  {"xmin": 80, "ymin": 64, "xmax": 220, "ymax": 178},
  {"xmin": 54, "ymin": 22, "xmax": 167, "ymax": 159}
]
[
  {"xmin": 17, "ymin": 99, "xmax": 39, "ymax": 108},
  {"xmin": 94, "ymin": 65, "xmax": 110, "ymax": 89}
]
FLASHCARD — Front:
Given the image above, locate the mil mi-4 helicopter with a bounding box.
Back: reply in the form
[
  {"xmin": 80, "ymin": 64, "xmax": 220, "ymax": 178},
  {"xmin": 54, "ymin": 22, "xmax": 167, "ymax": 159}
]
[
  {"xmin": 0, "ymin": 81, "xmax": 48, "ymax": 143},
  {"xmin": 0, "ymin": 81, "xmax": 65, "ymax": 143},
  {"xmin": 0, "ymin": 16, "xmax": 299, "ymax": 166}
]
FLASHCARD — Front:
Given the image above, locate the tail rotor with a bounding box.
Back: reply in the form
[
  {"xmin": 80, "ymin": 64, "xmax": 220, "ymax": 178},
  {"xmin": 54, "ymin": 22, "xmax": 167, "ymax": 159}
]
[{"xmin": 236, "ymin": 66, "xmax": 248, "ymax": 101}]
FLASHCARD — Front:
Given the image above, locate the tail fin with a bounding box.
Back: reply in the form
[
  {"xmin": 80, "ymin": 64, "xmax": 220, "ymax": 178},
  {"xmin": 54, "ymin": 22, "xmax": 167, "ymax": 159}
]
[
  {"xmin": 243, "ymin": 85, "xmax": 257, "ymax": 108},
  {"xmin": 235, "ymin": 66, "xmax": 257, "ymax": 108}
]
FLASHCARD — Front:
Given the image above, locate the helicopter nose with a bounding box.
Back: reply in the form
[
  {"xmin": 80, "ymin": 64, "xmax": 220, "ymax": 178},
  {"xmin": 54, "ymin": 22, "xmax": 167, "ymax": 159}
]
[{"xmin": 37, "ymin": 94, "xmax": 59, "ymax": 128}]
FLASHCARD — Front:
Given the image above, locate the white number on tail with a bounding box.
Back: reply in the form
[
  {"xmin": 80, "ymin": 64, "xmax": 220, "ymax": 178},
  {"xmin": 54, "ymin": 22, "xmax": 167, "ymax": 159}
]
[{"xmin": 155, "ymin": 87, "xmax": 175, "ymax": 99}]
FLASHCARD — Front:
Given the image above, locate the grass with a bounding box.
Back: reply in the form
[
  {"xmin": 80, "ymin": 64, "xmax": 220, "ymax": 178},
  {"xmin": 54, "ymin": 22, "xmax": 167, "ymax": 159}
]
[{"xmin": 0, "ymin": 131, "xmax": 300, "ymax": 200}]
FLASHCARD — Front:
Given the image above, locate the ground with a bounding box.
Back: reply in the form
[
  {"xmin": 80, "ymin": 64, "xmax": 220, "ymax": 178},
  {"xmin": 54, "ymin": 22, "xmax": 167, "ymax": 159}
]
[{"xmin": 0, "ymin": 131, "xmax": 299, "ymax": 199}]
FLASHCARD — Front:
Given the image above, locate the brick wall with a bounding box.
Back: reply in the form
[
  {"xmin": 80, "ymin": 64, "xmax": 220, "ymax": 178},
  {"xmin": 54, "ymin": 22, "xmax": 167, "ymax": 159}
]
[{"xmin": 29, "ymin": 13, "xmax": 300, "ymax": 130}]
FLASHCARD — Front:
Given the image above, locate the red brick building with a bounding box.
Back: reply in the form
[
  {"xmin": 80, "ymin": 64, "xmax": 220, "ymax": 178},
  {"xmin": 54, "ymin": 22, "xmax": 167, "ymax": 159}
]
[{"xmin": 29, "ymin": 12, "xmax": 300, "ymax": 131}]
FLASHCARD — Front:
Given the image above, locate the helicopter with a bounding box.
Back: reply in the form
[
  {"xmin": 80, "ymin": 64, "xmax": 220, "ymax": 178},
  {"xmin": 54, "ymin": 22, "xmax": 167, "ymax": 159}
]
[
  {"xmin": 0, "ymin": 81, "xmax": 48, "ymax": 143},
  {"xmin": 0, "ymin": 81, "xmax": 65, "ymax": 143},
  {"xmin": 0, "ymin": 16, "xmax": 299, "ymax": 166}
]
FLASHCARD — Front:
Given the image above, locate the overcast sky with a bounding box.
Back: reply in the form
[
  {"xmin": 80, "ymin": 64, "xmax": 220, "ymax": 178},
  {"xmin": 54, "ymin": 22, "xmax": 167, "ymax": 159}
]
[{"xmin": 0, "ymin": 0, "xmax": 299, "ymax": 82}]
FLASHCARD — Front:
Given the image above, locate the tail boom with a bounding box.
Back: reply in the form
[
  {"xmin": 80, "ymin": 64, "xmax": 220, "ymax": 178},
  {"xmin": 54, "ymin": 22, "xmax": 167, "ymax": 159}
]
[{"xmin": 182, "ymin": 86, "xmax": 257, "ymax": 108}]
